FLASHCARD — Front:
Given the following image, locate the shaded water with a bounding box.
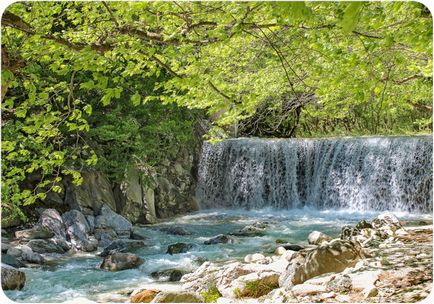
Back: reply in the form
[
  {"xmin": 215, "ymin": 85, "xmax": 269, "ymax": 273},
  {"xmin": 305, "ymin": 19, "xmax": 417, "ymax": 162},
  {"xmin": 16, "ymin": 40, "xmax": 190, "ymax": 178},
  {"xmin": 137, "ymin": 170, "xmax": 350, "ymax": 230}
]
[{"xmin": 5, "ymin": 208, "xmax": 431, "ymax": 302}]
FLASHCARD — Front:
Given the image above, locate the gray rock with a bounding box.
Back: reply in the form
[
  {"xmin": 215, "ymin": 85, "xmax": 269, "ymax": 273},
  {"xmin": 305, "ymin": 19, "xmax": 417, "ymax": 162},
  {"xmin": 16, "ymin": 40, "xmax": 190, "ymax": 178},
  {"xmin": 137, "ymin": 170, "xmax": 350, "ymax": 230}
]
[
  {"xmin": 1, "ymin": 254, "xmax": 25, "ymax": 268},
  {"xmin": 1, "ymin": 263, "xmax": 26, "ymax": 290},
  {"xmin": 151, "ymin": 291, "xmax": 204, "ymax": 303},
  {"xmin": 158, "ymin": 226, "xmax": 192, "ymax": 236},
  {"xmin": 95, "ymin": 205, "xmax": 132, "ymax": 238},
  {"xmin": 100, "ymin": 239, "xmax": 145, "ymax": 257},
  {"xmin": 131, "ymin": 227, "xmax": 148, "ymax": 240},
  {"xmin": 15, "ymin": 225, "xmax": 54, "ymax": 240},
  {"xmin": 204, "ymin": 234, "xmax": 235, "ymax": 245},
  {"xmin": 38, "ymin": 209, "xmax": 66, "ymax": 239},
  {"xmin": 27, "ymin": 238, "xmax": 70, "ymax": 254},
  {"xmin": 62, "ymin": 210, "xmax": 94, "ymax": 251},
  {"xmin": 151, "ymin": 269, "xmax": 186, "ymax": 282},
  {"xmin": 231, "ymin": 225, "xmax": 265, "ymax": 237},
  {"xmin": 6, "ymin": 247, "xmax": 22, "ymax": 257},
  {"xmin": 326, "ymin": 274, "xmax": 352, "ymax": 292},
  {"xmin": 20, "ymin": 245, "xmax": 45, "ymax": 264},
  {"xmin": 166, "ymin": 243, "xmax": 194, "ymax": 255},
  {"xmin": 99, "ymin": 252, "xmax": 144, "ymax": 271},
  {"xmin": 95, "ymin": 228, "xmax": 118, "ymax": 248}
]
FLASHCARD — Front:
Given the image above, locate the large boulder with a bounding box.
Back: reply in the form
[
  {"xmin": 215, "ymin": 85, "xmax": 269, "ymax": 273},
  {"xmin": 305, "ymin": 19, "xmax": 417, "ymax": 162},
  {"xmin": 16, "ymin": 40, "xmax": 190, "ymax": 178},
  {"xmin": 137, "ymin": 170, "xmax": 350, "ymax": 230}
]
[
  {"xmin": 99, "ymin": 239, "xmax": 145, "ymax": 257},
  {"xmin": 280, "ymin": 239, "xmax": 362, "ymax": 286},
  {"xmin": 62, "ymin": 210, "xmax": 96, "ymax": 252},
  {"xmin": 308, "ymin": 231, "xmax": 332, "ymax": 245},
  {"xmin": 99, "ymin": 252, "xmax": 144, "ymax": 271},
  {"xmin": 151, "ymin": 291, "xmax": 204, "ymax": 303},
  {"xmin": 166, "ymin": 243, "xmax": 194, "ymax": 255},
  {"xmin": 204, "ymin": 234, "xmax": 235, "ymax": 245},
  {"xmin": 130, "ymin": 289, "xmax": 160, "ymax": 303},
  {"xmin": 95, "ymin": 205, "xmax": 132, "ymax": 239},
  {"xmin": 1, "ymin": 263, "xmax": 26, "ymax": 290},
  {"xmin": 38, "ymin": 209, "xmax": 66, "ymax": 239}
]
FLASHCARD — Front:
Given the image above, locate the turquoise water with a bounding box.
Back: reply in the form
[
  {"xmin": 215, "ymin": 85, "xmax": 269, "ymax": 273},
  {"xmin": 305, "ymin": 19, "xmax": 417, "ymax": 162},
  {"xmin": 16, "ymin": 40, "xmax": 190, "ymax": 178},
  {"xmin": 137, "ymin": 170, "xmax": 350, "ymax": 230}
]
[{"xmin": 4, "ymin": 208, "xmax": 431, "ymax": 302}]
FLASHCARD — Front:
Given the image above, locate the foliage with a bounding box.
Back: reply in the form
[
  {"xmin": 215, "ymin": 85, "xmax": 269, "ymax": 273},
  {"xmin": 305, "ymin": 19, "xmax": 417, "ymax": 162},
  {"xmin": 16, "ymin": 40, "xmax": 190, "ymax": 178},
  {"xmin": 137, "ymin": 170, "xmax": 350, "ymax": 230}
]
[
  {"xmin": 200, "ymin": 286, "xmax": 222, "ymax": 303},
  {"xmin": 1, "ymin": 1, "xmax": 432, "ymax": 221}
]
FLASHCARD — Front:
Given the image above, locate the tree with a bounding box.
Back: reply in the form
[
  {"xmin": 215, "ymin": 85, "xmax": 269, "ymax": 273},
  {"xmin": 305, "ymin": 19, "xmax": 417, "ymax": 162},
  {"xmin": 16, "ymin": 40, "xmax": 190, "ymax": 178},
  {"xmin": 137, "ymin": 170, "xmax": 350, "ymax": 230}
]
[{"xmin": 1, "ymin": 1, "xmax": 432, "ymax": 223}]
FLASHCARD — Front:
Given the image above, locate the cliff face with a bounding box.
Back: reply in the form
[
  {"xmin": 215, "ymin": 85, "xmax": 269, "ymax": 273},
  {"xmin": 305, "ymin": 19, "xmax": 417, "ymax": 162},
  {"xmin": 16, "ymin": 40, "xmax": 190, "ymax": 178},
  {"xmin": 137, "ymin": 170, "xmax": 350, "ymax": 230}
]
[{"xmin": 60, "ymin": 146, "xmax": 199, "ymax": 224}]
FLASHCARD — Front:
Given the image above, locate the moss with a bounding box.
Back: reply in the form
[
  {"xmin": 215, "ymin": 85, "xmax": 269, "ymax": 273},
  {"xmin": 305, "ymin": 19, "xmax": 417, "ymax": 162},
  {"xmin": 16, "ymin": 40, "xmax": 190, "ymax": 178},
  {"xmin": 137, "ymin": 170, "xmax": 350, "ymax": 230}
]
[{"xmin": 200, "ymin": 287, "xmax": 222, "ymax": 303}]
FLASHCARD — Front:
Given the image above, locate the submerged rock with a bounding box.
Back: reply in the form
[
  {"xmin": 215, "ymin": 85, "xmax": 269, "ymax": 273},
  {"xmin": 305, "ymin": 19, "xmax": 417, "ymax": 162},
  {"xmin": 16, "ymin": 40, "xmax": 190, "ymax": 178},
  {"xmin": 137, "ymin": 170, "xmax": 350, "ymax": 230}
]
[
  {"xmin": 231, "ymin": 225, "xmax": 265, "ymax": 237},
  {"xmin": 158, "ymin": 226, "xmax": 192, "ymax": 236},
  {"xmin": 99, "ymin": 252, "xmax": 144, "ymax": 271},
  {"xmin": 151, "ymin": 269, "xmax": 186, "ymax": 282},
  {"xmin": 1, "ymin": 263, "xmax": 26, "ymax": 290},
  {"xmin": 130, "ymin": 289, "xmax": 160, "ymax": 303},
  {"xmin": 204, "ymin": 234, "xmax": 235, "ymax": 245},
  {"xmin": 308, "ymin": 231, "xmax": 332, "ymax": 245},
  {"xmin": 99, "ymin": 239, "xmax": 145, "ymax": 257},
  {"xmin": 166, "ymin": 243, "xmax": 193, "ymax": 255},
  {"xmin": 151, "ymin": 291, "xmax": 204, "ymax": 303}
]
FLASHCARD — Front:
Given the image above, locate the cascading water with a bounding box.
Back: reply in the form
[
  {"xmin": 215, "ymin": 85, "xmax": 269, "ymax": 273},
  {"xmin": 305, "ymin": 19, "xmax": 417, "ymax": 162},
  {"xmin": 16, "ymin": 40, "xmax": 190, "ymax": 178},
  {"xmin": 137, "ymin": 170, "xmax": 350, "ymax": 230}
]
[{"xmin": 197, "ymin": 136, "xmax": 433, "ymax": 212}]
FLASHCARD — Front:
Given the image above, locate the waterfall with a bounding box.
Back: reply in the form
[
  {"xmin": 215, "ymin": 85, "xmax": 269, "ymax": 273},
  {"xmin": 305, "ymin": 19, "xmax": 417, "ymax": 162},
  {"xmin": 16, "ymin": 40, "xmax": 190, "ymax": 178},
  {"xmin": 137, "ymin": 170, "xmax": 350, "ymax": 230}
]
[{"xmin": 197, "ymin": 136, "xmax": 433, "ymax": 212}]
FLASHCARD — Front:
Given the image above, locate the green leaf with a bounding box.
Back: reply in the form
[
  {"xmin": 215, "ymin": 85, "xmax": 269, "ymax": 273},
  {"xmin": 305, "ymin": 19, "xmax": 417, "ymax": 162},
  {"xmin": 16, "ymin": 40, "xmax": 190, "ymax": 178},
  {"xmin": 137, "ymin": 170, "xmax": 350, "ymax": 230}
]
[{"xmin": 131, "ymin": 92, "xmax": 141, "ymax": 106}]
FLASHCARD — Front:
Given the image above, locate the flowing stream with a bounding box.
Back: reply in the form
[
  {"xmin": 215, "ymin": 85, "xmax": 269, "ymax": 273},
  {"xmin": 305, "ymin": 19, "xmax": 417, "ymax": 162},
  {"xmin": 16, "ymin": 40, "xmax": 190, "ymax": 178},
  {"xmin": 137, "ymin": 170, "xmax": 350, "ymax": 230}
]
[{"xmin": 5, "ymin": 135, "xmax": 433, "ymax": 302}]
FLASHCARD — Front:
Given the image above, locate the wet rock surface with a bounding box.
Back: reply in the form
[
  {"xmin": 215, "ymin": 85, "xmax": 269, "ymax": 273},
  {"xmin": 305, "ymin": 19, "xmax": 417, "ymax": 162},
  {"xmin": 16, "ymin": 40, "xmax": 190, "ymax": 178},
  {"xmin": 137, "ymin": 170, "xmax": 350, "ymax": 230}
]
[
  {"xmin": 1, "ymin": 263, "xmax": 26, "ymax": 290},
  {"xmin": 100, "ymin": 252, "xmax": 144, "ymax": 271},
  {"xmin": 166, "ymin": 243, "xmax": 194, "ymax": 255}
]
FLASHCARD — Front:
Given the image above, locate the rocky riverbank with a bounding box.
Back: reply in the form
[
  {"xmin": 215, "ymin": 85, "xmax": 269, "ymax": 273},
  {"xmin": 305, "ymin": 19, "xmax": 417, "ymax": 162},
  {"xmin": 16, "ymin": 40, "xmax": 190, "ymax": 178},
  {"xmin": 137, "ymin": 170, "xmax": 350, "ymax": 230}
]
[{"xmin": 2, "ymin": 211, "xmax": 432, "ymax": 303}]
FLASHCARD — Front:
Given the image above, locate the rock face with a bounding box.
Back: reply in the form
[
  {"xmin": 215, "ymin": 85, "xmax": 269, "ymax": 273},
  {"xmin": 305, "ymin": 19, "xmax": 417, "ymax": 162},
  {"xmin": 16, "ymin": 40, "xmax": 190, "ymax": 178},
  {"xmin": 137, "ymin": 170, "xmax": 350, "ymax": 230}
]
[
  {"xmin": 151, "ymin": 291, "xmax": 204, "ymax": 303},
  {"xmin": 130, "ymin": 289, "xmax": 160, "ymax": 303},
  {"xmin": 1, "ymin": 263, "xmax": 26, "ymax": 290},
  {"xmin": 99, "ymin": 252, "xmax": 144, "ymax": 271},
  {"xmin": 166, "ymin": 243, "xmax": 194, "ymax": 255},
  {"xmin": 64, "ymin": 171, "xmax": 117, "ymax": 215},
  {"xmin": 95, "ymin": 205, "xmax": 132, "ymax": 239},
  {"xmin": 15, "ymin": 226, "xmax": 53, "ymax": 240},
  {"xmin": 115, "ymin": 167, "xmax": 157, "ymax": 224},
  {"xmin": 204, "ymin": 234, "xmax": 235, "ymax": 245},
  {"xmin": 308, "ymin": 231, "xmax": 332, "ymax": 245},
  {"xmin": 1, "ymin": 254, "xmax": 25, "ymax": 268},
  {"xmin": 100, "ymin": 239, "xmax": 145, "ymax": 257},
  {"xmin": 281, "ymin": 239, "xmax": 362, "ymax": 286}
]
